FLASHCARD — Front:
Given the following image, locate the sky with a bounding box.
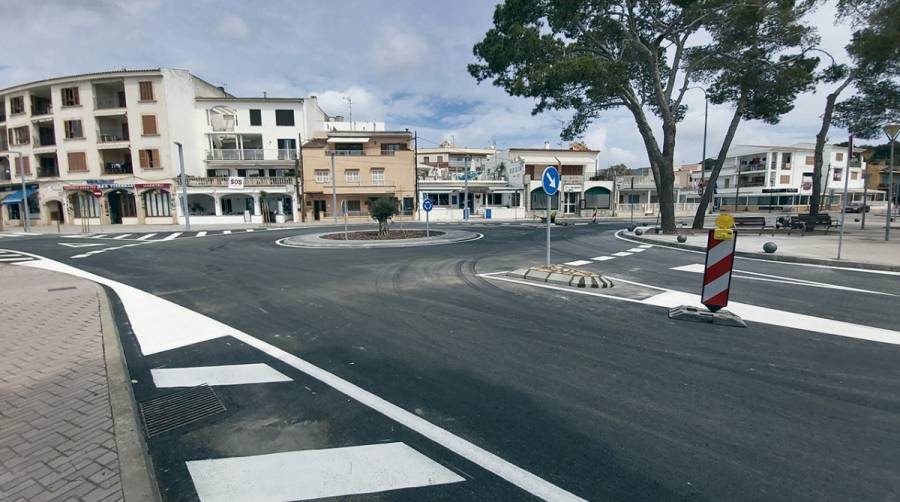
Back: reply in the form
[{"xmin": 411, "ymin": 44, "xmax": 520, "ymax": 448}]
[{"xmin": 0, "ymin": 0, "xmax": 860, "ymax": 169}]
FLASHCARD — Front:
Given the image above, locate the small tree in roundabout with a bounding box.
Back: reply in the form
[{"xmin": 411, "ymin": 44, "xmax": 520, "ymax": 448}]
[{"xmin": 368, "ymin": 197, "xmax": 399, "ymax": 237}]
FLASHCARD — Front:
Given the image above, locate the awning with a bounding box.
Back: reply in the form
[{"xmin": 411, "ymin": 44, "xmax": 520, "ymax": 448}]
[
  {"xmin": 1, "ymin": 188, "xmax": 36, "ymax": 205},
  {"xmin": 327, "ymin": 137, "xmax": 369, "ymax": 144}
]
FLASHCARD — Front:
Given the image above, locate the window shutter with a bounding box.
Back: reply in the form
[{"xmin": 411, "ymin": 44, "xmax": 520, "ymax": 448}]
[
  {"xmin": 142, "ymin": 115, "xmax": 157, "ymax": 135},
  {"xmin": 67, "ymin": 152, "xmax": 87, "ymax": 172},
  {"xmin": 139, "ymin": 81, "xmax": 154, "ymax": 101},
  {"xmin": 19, "ymin": 157, "xmax": 31, "ymax": 176},
  {"xmin": 139, "ymin": 149, "xmax": 149, "ymax": 168},
  {"xmin": 73, "ymin": 87, "xmax": 80, "ymax": 105},
  {"xmin": 151, "ymin": 149, "xmax": 160, "ymax": 167}
]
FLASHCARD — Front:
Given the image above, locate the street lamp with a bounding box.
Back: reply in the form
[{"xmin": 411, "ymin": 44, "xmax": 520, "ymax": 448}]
[
  {"xmin": 174, "ymin": 142, "xmax": 191, "ymax": 231},
  {"xmin": 7, "ymin": 151, "xmax": 30, "ymax": 232},
  {"xmin": 688, "ymin": 87, "xmax": 710, "ymax": 213},
  {"xmin": 883, "ymin": 123, "xmax": 899, "ymax": 241}
]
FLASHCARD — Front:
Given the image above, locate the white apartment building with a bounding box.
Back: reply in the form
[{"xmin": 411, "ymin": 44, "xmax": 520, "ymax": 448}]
[
  {"xmin": 417, "ymin": 146, "xmax": 495, "ymax": 175},
  {"xmin": 0, "ymin": 68, "xmax": 228, "ymax": 227},
  {"xmin": 512, "ymin": 147, "xmax": 612, "ymax": 217},
  {"xmin": 683, "ymin": 143, "xmax": 879, "ymax": 211},
  {"xmin": 186, "ymin": 96, "xmax": 330, "ymax": 223}
]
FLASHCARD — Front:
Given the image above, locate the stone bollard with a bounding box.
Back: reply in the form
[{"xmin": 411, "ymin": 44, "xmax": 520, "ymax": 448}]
[
  {"xmin": 677, "ymin": 234, "xmax": 687, "ymax": 243},
  {"xmin": 635, "ymin": 228, "xmax": 644, "ymax": 236},
  {"xmin": 763, "ymin": 242, "xmax": 777, "ymax": 253}
]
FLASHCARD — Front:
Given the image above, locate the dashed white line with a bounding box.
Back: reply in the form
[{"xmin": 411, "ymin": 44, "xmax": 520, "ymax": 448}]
[
  {"xmin": 112, "ymin": 234, "xmax": 132, "ymax": 240},
  {"xmin": 92, "ymin": 234, "xmax": 108, "ymax": 238},
  {"xmin": 136, "ymin": 233, "xmax": 157, "ymax": 240},
  {"xmin": 638, "ymin": 244, "xmax": 653, "ymax": 249},
  {"xmin": 223, "ymin": 230, "xmax": 232, "ymax": 234},
  {"xmin": 196, "ymin": 231, "xmax": 207, "ymax": 237},
  {"xmin": 626, "ymin": 247, "xmax": 646, "ymax": 252},
  {"xmin": 612, "ymin": 251, "xmax": 632, "ymax": 257},
  {"xmin": 565, "ymin": 260, "xmax": 592, "ymax": 266},
  {"xmin": 591, "ymin": 256, "xmax": 615, "ymax": 261},
  {"xmin": 161, "ymin": 232, "xmax": 182, "ymax": 241},
  {"xmin": 245, "ymin": 229, "xmax": 255, "ymax": 233}
]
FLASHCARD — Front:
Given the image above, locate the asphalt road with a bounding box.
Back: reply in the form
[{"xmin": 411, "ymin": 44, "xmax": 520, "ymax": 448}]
[{"xmin": 2, "ymin": 223, "xmax": 899, "ymax": 501}]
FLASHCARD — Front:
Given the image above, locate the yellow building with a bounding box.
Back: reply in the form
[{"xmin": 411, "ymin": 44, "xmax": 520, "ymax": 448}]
[{"xmin": 301, "ymin": 131, "xmax": 416, "ymax": 221}]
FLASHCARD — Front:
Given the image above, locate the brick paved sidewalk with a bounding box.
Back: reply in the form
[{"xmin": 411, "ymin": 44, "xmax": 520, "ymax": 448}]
[{"xmin": 0, "ymin": 265, "xmax": 132, "ymax": 501}]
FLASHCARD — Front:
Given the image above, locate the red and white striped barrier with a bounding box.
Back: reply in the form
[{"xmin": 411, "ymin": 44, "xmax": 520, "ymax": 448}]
[{"xmin": 701, "ymin": 230, "xmax": 737, "ymax": 312}]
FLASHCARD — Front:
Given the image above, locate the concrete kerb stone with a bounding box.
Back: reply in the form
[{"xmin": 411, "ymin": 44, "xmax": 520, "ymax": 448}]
[
  {"xmin": 277, "ymin": 228, "xmax": 483, "ymax": 249},
  {"xmin": 620, "ymin": 230, "xmax": 900, "ymax": 272},
  {"xmin": 96, "ymin": 284, "xmax": 161, "ymax": 502},
  {"xmin": 506, "ymin": 266, "xmax": 613, "ymax": 289}
]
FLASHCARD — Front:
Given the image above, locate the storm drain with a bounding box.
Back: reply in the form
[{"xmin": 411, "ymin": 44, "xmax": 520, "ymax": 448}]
[{"xmin": 139, "ymin": 384, "xmax": 226, "ymax": 437}]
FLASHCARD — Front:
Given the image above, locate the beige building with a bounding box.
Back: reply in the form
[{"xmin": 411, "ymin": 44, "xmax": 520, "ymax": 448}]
[{"xmin": 301, "ymin": 131, "xmax": 416, "ymax": 221}]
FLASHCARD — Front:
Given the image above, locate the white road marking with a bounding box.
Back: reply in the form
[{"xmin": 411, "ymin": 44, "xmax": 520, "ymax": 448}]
[
  {"xmin": 612, "ymin": 251, "xmax": 632, "ymax": 257},
  {"xmin": 479, "ymin": 271, "xmax": 900, "ymax": 346},
  {"xmin": 21, "ymin": 256, "xmax": 585, "ymax": 502},
  {"xmin": 614, "ymin": 230, "xmax": 900, "ymax": 276},
  {"xmin": 92, "ymin": 234, "xmax": 108, "ymax": 238},
  {"xmin": 638, "ymin": 244, "xmax": 653, "ymax": 248},
  {"xmin": 0, "ymin": 256, "xmax": 30, "ymax": 262},
  {"xmin": 59, "ymin": 242, "xmax": 105, "ymax": 248},
  {"xmin": 186, "ymin": 442, "xmax": 465, "ymax": 502},
  {"xmin": 151, "ymin": 363, "xmax": 292, "ymax": 388},
  {"xmin": 565, "ymin": 260, "xmax": 592, "ymax": 266},
  {"xmin": 591, "ymin": 256, "xmax": 615, "ymax": 261},
  {"xmin": 245, "ymin": 229, "xmax": 255, "ymax": 232},
  {"xmin": 196, "ymin": 231, "xmax": 207, "ymax": 237},
  {"xmin": 626, "ymin": 247, "xmax": 646, "ymax": 253},
  {"xmin": 161, "ymin": 232, "xmax": 182, "ymax": 241},
  {"xmin": 112, "ymin": 234, "xmax": 132, "ymax": 239},
  {"xmin": 670, "ymin": 264, "xmax": 894, "ymax": 296},
  {"xmin": 136, "ymin": 233, "xmax": 157, "ymax": 240},
  {"xmin": 223, "ymin": 230, "xmax": 232, "ymax": 234}
]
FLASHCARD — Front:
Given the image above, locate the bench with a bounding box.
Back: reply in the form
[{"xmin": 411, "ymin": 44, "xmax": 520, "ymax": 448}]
[
  {"xmin": 777, "ymin": 214, "xmax": 841, "ymax": 235},
  {"xmin": 733, "ymin": 216, "xmax": 773, "ymax": 235}
]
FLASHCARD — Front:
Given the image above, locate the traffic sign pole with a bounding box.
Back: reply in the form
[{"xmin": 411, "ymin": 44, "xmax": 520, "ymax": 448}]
[
  {"xmin": 541, "ymin": 166, "xmax": 560, "ymax": 268},
  {"xmin": 546, "ymin": 195, "xmax": 551, "ymax": 266},
  {"xmin": 422, "ymin": 198, "xmax": 433, "ymax": 237}
]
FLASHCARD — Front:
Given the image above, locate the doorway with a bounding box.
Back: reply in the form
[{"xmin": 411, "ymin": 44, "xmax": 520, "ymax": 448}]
[
  {"xmin": 564, "ymin": 192, "xmax": 578, "ymax": 214},
  {"xmin": 313, "ymin": 200, "xmax": 327, "ymax": 220},
  {"xmin": 46, "ymin": 201, "xmax": 63, "ymax": 223},
  {"xmin": 107, "ymin": 190, "xmax": 136, "ymax": 224}
]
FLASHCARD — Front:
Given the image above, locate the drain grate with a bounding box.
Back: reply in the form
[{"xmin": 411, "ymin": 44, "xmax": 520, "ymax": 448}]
[{"xmin": 139, "ymin": 384, "xmax": 226, "ymax": 437}]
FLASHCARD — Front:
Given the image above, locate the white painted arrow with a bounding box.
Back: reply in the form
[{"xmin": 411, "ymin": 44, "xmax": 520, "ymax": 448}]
[
  {"xmin": 546, "ymin": 172, "xmax": 557, "ymax": 189},
  {"xmin": 59, "ymin": 242, "xmax": 105, "ymax": 248}
]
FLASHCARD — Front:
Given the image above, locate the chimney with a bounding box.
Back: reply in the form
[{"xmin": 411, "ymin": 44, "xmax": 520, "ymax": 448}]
[
  {"xmin": 544, "ymin": 141, "xmax": 551, "ymax": 150},
  {"xmin": 263, "ymin": 91, "xmax": 268, "ymax": 99}
]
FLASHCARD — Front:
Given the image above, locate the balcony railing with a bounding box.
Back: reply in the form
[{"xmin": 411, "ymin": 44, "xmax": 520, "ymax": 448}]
[
  {"xmin": 31, "ymin": 104, "xmax": 52, "ymax": 116},
  {"xmin": 97, "ymin": 132, "xmax": 130, "ymax": 143},
  {"xmin": 102, "ymin": 163, "xmax": 133, "ymax": 175},
  {"xmin": 328, "ymin": 150, "xmax": 365, "ymax": 156},
  {"xmin": 187, "ymin": 176, "xmax": 295, "ymax": 187},
  {"xmin": 207, "ymin": 149, "xmax": 298, "ymax": 161},
  {"xmin": 37, "ymin": 167, "xmax": 59, "ymax": 178},
  {"xmin": 95, "ymin": 97, "xmax": 126, "ymax": 110}
]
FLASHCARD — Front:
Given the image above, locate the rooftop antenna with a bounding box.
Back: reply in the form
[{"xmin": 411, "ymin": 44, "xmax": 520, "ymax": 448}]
[
  {"xmin": 342, "ymin": 96, "xmax": 353, "ymax": 130},
  {"xmin": 263, "ymin": 91, "xmax": 267, "ymax": 98}
]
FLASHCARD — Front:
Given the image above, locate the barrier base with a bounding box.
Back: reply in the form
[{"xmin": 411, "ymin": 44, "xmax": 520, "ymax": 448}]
[{"xmin": 668, "ymin": 305, "xmax": 747, "ymax": 328}]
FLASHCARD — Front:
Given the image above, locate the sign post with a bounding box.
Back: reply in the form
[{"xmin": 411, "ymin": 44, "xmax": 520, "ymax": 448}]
[
  {"xmin": 702, "ymin": 214, "xmax": 736, "ymax": 312},
  {"xmin": 542, "ymin": 166, "xmax": 560, "ymax": 267},
  {"xmin": 341, "ymin": 200, "xmax": 348, "ymax": 240},
  {"xmin": 422, "ymin": 198, "xmax": 433, "ymax": 237}
]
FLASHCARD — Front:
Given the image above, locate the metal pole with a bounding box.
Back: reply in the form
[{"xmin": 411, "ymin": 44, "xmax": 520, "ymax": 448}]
[
  {"xmin": 343, "ymin": 200, "xmax": 348, "ymax": 240},
  {"xmin": 330, "ymin": 152, "xmax": 337, "ymax": 224},
  {"xmin": 463, "ymin": 156, "xmax": 469, "ymax": 221},
  {"xmin": 887, "ymin": 139, "xmax": 895, "ymax": 241},
  {"xmin": 546, "ymin": 194, "xmax": 551, "ymax": 267},
  {"xmin": 18, "ymin": 155, "xmax": 30, "ymax": 232},
  {"xmin": 837, "ymin": 135, "xmax": 852, "ymax": 259},
  {"xmin": 630, "ymin": 177, "xmax": 634, "ymax": 225},
  {"xmin": 175, "ymin": 142, "xmax": 191, "ymax": 231},
  {"xmin": 426, "ymin": 209, "xmax": 430, "ymax": 237},
  {"xmin": 861, "ymin": 168, "xmax": 868, "ymax": 229}
]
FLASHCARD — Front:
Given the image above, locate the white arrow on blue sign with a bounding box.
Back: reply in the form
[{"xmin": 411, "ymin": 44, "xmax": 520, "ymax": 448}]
[
  {"xmin": 422, "ymin": 199, "xmax": 433, "ymax": 212},
  {"xmin": 542, "ymin": 166, "xmax": 560, "ymax": 196}
]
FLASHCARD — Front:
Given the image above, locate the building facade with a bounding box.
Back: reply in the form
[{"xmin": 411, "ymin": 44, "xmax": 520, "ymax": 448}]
[
  {"xmin": 511, "ymin": 147, "xmax": 612, "ymax": 217},
  {"xmin": 300, "ymin": 131, "xmax": 416, "ymax": 221},
  {"xmin": 0, "ymin": 69, "xmax": 228, "ymax": 227}
]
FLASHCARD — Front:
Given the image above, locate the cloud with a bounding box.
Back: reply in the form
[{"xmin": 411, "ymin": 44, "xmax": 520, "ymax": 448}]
[
  {"xmin": 312, "ymin": 86, "xmax": 386, "ymax": 122},
  {"xmin": 372, "ymin": 27, "xmax": 428, "ymax": 73},
  {"xmin": 217, "ymin": 14, "xmax": 250, "ymax": 40}
]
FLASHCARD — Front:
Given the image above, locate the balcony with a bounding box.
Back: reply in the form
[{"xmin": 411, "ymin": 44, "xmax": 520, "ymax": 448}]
[
  {"xmin": 101, "ymin": 162, "xmax": 133, "ymax": 175},
  {"xmin": 328, "ymin": 149, "xmax": 365, "ymax": 157},
  {"xmin": 187, "ymin": 176, "xmax": 295, "ymax": 187},
  {"xmin": 96, "ymin": 115, "xmax": 130, "ymax": 145},
  {"xmin": 206, "ymin": 149, "xmax": 298, "ymax": 161},
  {"xmin": 93, "ymin": 81, "xmax": 127, "ymax": 110}
]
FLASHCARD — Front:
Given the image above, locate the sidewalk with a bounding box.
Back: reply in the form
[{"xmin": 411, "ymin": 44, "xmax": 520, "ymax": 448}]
[
  {"xmin": 629, "ymin": 220, "xmax": 900, "ymax": 270},
  {"xmin": 0, "ymin": 265, "xmax": 155, "ymax": 501}
]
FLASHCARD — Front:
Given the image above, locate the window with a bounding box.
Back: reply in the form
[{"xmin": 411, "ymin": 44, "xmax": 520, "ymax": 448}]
[
  {"xmin": 487, "ymin": 193, "xmax": 504, "ymax": 205},
  {"xmin": 381, "ymin": 143, "xmax": 406, "ymax": 155},
  {"xmin": 561, "ymin": 165, "xmax": 582, "ymax": 176},
  {"xmin": 139, "ymin": 149, "xmax": 160, "ymax": 169},
  {"xmin": 346, "ymin": 200, "xmax": 361, "ymax": 212},
  {"xmin": 61, "ymin": 87, "xmax": 80, "ymax": 107},
  {"xmin": 371, "ymin": 168, "xmax": 385, "ymax": 185},
  {"xmin": 423, "ymin": 156, "xmax": 430, "ymax": 163},
  {"xmin": 345, "ymin": 169, "xmax": 359, "ymax": 182},
  {"xmin": 144, "ymin": 190, "xmax": 171, "ymax": 217},
  {"xmin": 836, "ymin": 152, "xmax": 844, "ymax": 161},
  {"xmin": 64, "ymin": 120, "xmax": 83, "ymax": 139},
  {"xmin": 780, "ymin": 175, "xmax": 791, "ymax": 184},
  {"xmin": 805, "ymin": 156, "xmax": 815, "ymax": 166},
  {"xmin": 275, "ymin": 109, "xmax": 295, "ymax": 126},
  {"xmin": 851, "ymin": 171, "xmax": 859, "ymax": 180},
  {"xmin": 315, "ymin": 170, "xmax": 330, "ymax": 183},
  {"xmin": 9, "ymin": 96, "xmax": 24, "ymax": 115},
  {"xmin": 141, "ymin": 115, "xmax": 158, "ymax": 135},
  {"xmin": 139, "ymin": 81, "xmax": 154, "ymax": 101},
  {"xmin": 249, "ymin": 109, "xmax": 262, "ymax": 126},
  {"xmin": 724, "ymin": 178, "xmax": 730, "ymax": 188},
  {"xmin": 14, "ymin": 156, "xmax": 31, "ymax": 176},
  {"xmin": 71, "ymin": 193, "xmax": 101, "ymax": 218},
  {"xmin": 67, "ymin": 152, "xmax": 87, "ymax": 172},
  {"xmin": 436, "ymin": 156, "xmax": 443, "ymax": 163},
  {"xmin": 207, "ymin": 169, "xmax": 230, "ymax": 177},
  {"xmin": 833, "ymin": 168, "xmax": 842, "ymax": 181},
  {"xmin": 9, "ymin": 126, "xmax": 29, "ymax": 145}
]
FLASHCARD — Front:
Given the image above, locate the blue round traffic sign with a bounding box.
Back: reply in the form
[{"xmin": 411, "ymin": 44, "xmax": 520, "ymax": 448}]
[
  {"xmin": 542, "ymin": 166, "xmax": 560, "ymax": 196},
  {"xmin": 422, "ymin": 199, "xmax": 433, "ymax": 212}
]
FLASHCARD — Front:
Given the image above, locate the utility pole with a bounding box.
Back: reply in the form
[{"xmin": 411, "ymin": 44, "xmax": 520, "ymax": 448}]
[
  {"xmin": 837, "ymin": 135, "xmax": 853, "ymax": 259},
  {"xmin": 413, "ymin": 130, "xmax": 419, "ymax": 220},
  {"xmin": 463, "ymin": 155, "xmax": 470, "ymax": 221},
  {"xmin": 175, "ymin": 142, "xmax": 191, "ymax": 231},
  {"xmin": 330, "ymin": 152, "xmax": 337, "ymax": 224},
  {"xmin": 861, "ymin": 166, "xmax": 868, "ymax": 229},
  {"xmin": 10, "ymin": 152, "xmax": 31, "ymax": 232},
  {"xmin": 296, "ymin": 133, "xmax": 305, "ymax": 222},
  {"xmin": 884, "ymin": 124, "xmax": 900, "ymax": 241}
]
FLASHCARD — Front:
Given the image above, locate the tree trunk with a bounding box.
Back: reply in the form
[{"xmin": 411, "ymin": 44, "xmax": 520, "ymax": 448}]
[
  {"xmin": 627, "ymin": 103, "xmax": 677, "ymax": 232},
  {"xmin": 692, "ymin": 104, "xmax": 744, "ymax": 228},
  {"xmin": 809, "ymin": 76, "xmax": 853, "ymax": 218}
]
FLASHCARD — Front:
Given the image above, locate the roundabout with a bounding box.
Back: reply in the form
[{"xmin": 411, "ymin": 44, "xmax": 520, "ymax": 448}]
[{"xmin": 275, "ymin": 227, "xmax": 483, "ymax": 248}]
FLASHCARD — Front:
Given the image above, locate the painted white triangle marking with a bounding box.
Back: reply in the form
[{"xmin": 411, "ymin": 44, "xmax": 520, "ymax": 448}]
[{"xmin": 151, "ymin": 363, "xmax": 292, "ymax": 388}]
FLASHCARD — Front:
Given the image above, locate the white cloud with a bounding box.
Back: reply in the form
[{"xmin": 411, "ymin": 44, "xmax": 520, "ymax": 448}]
[
  {"xmin": 312, "ymin": 86, "xmax": 386, "ymax": 122},
  {"xmin": 372, "ymin": 27, "xmax": 429, "ymax": 73},
  {"xmin": 217, "ymin": 14, "xmax": 250, "ymax": 40}
]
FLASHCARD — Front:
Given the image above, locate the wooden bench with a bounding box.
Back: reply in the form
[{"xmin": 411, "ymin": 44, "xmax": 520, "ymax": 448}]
[
  {"xmin": 733, "ymin": 216, "xmax": 773, "ymax": 235},
  {"xmin": 778, "ymin": 214, "xmax": 841, "ymax": 235}
]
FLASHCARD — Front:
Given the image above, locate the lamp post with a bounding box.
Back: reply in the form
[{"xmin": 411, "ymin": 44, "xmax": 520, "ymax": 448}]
[
  {"xmin": 688, "ymin": 86, "xmax": 710, "ymax": 214},
  {"xmin": 174, "ymin": 142, "xmax": 191, "ymax": 231},
  {"xmin": 8, "ymin": 151, "xmax": 29, "ymax": 232},
  {"xmin": 883, "ymin": 124, "xmax": 900, "ymax": 241}
]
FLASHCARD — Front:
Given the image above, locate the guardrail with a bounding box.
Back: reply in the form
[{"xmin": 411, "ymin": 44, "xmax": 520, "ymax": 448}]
[{"xmin": 187, "ymin": 176, "xmax": 295, "ymax": 187}]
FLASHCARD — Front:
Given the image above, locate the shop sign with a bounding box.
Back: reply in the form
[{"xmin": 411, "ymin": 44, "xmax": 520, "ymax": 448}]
[
  {"xmin": 135, "ymin": 183, "xmax": 172, "ymax": 189},
  {"xmin": 228, "ymin": 177, "xmax": 245, "ymax": 189}
]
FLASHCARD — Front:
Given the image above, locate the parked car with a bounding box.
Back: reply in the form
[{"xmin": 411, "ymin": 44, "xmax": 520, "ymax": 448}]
[{"xmin": 844, "ymin": 202, "xmax": 870, "ymax": 213}]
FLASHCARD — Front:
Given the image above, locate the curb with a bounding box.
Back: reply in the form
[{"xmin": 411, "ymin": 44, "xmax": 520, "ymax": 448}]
[
  {"xmin": 276, "ymin": 229, "xmax": 483, "ymax": 249},
  {"xmin": 621, "ymin": 231, "xmax": 900, "ymax": 272},
  {"xmin": 508, "ymin": 268, "xmax": 614, "ymax": 288},
  {"xmin": 96, "ymin": 284, "xmax": 161, "ymax": 502}
]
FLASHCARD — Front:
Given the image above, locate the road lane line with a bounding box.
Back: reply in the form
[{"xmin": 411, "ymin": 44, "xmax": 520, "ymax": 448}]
[
  {"xmin": 223, "ymin": 230, "xmax": 232, "ymax": 234},
  {"xmin": 245, "ymin": 229, "xmax": 255, "ymax": 232},
  {"xmin": 638, "ymin": 244, "xmax": 653, "ymax": 248},
  {"xmin": 112, "ymin": 234, "xmax": 132, "ymax": 239},
  {"xmin": 19, "ymin": 256, "xmax": 586, "ymax": 502},
  {"xmin": 92, "ymin": 234, "xmax": 108, "ymax": 238},
  {"xmin": 626, "ymin": 247, "xmax": 646, "ymax": 252},
  {"xmin": 612, "ymin": 251, "xmax": 632, "ymax": 257},
  {"xmin": 565, "ymin": 260, "xmax": 592, "ymax": 266},
  {"xmin": 136, "ymin": 233, "xmax": 157, "ymax": 240},
  {"xmin": 670, "ymin": 264, "xmax": 895, "ymax": 296},
  {"xmin": 591, "ymin": 256, "xmax": 614, "ymax": 261},
  {"xmin": 161, "ymin": 232, "xmax": 182, "ymax": 241},
  {"xmin": 186, "ymin": 442, "xmax": 464, "ymax": 502},
  {"xmin": 196, "ymin": 231, "xmax": 207, "ymax": 237},
  {"xmin": 151, "ymin": 363, "xmax": 292, "ymax": 388}
]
